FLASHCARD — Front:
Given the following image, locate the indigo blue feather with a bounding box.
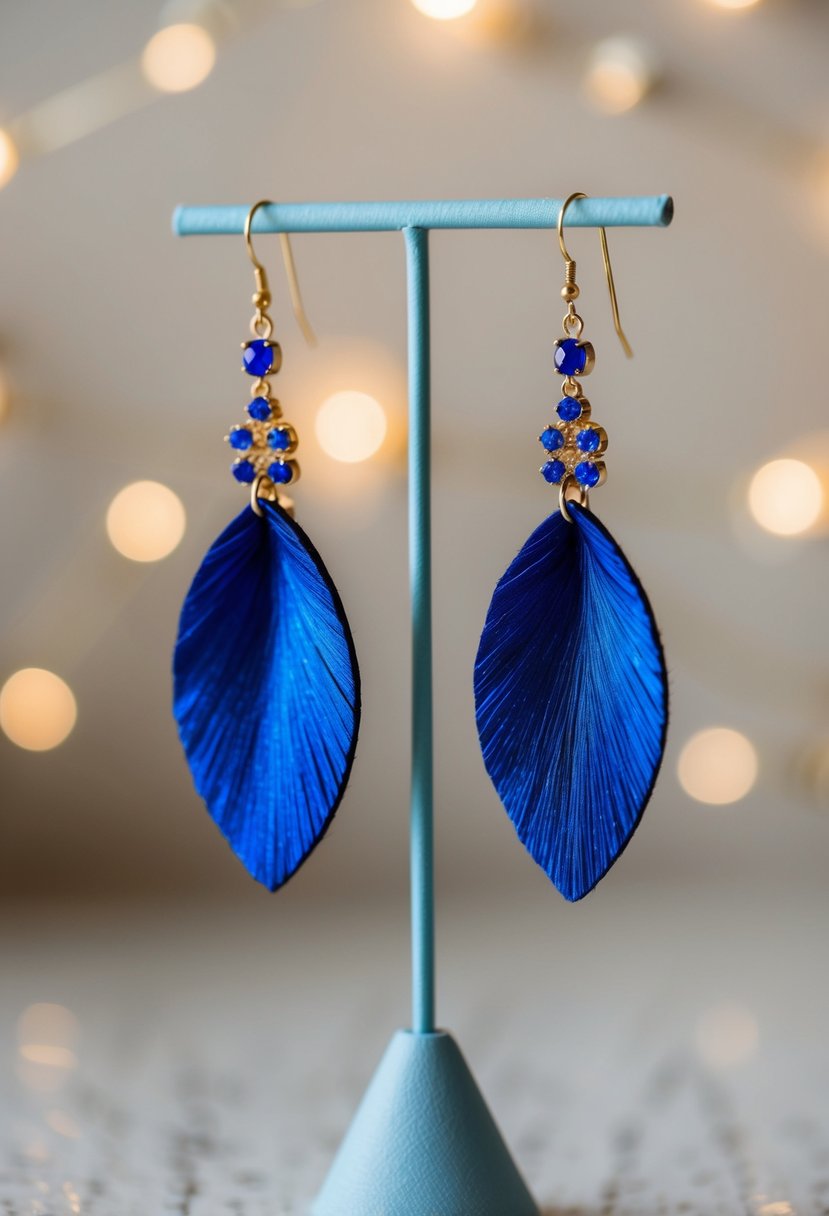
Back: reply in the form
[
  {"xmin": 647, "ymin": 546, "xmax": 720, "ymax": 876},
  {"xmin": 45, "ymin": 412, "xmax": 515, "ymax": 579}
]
[
  {"xmin": 474, "ymin": 503, "xmax": 667, "ymax": 901},
  {"xmin": 173, "ymin": 500, "xmax": 360, "ymax": 890}
]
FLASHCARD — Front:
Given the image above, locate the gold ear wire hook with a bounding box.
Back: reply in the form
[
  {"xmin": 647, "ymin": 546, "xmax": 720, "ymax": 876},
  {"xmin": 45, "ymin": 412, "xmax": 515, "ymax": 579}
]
[
  {"xmin": 558, "ymin": 192, "xmax": 633, "ymax": 359},
  {"xmin": 244, "ymin": 199, "xmax": 317, "ymax": 347}
]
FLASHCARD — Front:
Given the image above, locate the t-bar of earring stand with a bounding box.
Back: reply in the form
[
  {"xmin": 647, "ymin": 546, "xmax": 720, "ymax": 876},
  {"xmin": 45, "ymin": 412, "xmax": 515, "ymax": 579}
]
[
  {"xmin": 173, "ymin": 195, "xmax": 672, "ymax": 235},
  {"xmin": 173, "ymin": 195, "xmax": 673, "ymax": 1216}
]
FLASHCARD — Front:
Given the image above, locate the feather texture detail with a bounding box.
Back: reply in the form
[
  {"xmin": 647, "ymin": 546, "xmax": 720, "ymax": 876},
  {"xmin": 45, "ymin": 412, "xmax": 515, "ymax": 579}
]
[
  {"xmin": 173, "ymin": 500, "xmax": 360, "ymax": 890},
  {"xmin": 474, "ymin": 503, "xmax": 667, "ymax": 902}
]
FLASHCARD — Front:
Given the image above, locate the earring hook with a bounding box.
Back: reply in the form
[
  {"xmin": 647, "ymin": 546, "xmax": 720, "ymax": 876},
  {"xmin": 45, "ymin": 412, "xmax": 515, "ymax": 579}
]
[
  {"xmin": 244, "ymin": 199, "xmax": 317, "ymax": 347},
  {"xmin": 557, "ymin": 192, "xmax": 632, "ymax": 359}
]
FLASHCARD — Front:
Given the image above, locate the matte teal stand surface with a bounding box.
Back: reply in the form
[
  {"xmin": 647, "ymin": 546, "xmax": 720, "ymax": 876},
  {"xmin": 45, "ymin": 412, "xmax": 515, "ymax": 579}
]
[
  {"xmin": 174, "ymin": 197, "xmax": 673, "ymax": 1213},
  {"xmin": 311, "ymin": 1031, "xmax": 538, "ymax": 1216}
]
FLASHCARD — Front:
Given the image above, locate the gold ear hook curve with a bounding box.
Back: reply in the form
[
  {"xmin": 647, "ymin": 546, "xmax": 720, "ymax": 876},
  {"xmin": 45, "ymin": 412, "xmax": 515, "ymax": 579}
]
[
  {"xmin": 244, "ymin": 199, "xmax": 317, "ymax": 348},
  {"xmin": 558, "ymin": 192, "xmax": 633, "ymax": 359}
]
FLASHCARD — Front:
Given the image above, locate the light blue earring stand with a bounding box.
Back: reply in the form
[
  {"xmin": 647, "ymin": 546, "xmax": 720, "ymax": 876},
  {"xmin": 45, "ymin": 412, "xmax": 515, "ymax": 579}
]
[{"xmin": 173, "ymin": 195, "xmax": 673, "ymax": 1215}]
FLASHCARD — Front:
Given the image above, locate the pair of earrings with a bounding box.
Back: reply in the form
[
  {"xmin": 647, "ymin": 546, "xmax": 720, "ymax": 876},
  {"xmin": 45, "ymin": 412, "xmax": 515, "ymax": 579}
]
[{"xmin": 173, "ymin": 195, "xmax": 667, "ymax": 902}]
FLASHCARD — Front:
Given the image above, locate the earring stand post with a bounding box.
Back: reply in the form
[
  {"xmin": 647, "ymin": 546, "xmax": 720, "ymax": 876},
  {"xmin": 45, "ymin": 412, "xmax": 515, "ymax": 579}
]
[
  {"xmin": 173, "ymin": 194, "xmax": 673, "ymax": 1215},
  {"xmin": 405, "ymin": 226, "xmax": 435, "ymax": 1035}
]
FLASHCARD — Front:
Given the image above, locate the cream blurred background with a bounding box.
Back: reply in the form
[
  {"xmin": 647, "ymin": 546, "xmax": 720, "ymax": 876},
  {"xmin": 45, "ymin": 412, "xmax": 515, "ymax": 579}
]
[{"xmin": 1, "ymin": 0, "xmax": 827, "ymax": 907}]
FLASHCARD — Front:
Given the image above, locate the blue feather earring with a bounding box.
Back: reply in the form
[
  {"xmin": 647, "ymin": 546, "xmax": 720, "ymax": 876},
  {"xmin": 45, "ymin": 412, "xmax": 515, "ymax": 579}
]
[
  {"xmin": 474, "ymin": 193, "xmax": 668, "ymax": 902},
  {"xmin": 173, "ymin": 201, "xmax": 360, "ymax": 891}
]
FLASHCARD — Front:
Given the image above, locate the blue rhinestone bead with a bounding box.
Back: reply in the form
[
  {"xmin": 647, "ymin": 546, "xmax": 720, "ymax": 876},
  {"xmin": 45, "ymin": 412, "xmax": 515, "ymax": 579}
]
[
  {"xmin": 267, "ymin": 427, "xmax": 292, "ymax": 451},
  {"xmin": 247, "ymin": 396, "xmax": 272, "ymax": 421},
  {"xmin": 556, "ymin": 396, "xmax": 582, "ymax": 422},
  {"xmin": 540, "ymin": 427, "xmax": 564, "ymax": 452},
  {"xmin": 228, "ymin": 426, "xmax": 253, "ymax": 451},
  {"xmin": 231, "ymin": 459, "xmax": 256, "ymax": 484},
  {"xmin": 576, "ymin": 427, "xmax": 600, "ymax": 453},
  {"xmin": 242, "ymin": 340, "xmax": 274, "ymax": 377},
  {"xmin": 575, "ymin": 461, "xmax": 600, "ymax": 488},
  {"xmin": 541, "ymin": 459, "xmax": 566, "ymax": 484},
  {"xmin": 554, "ymin": 338, "xmax": 587, "ymax": 376},
  {"xmin": 268, "ymin": 460, "xmax": 294, "ymax": 484}
]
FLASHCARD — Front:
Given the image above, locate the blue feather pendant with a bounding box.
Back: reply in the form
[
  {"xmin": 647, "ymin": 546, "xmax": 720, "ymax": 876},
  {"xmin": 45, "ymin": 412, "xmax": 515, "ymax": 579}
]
[
  {"xmin": 173, "ymin": 500, "xmax": 360, "ymax": 890},
  {"xmin": 474, "ymin": 502, "xmax": 667, "ymax": 901}
]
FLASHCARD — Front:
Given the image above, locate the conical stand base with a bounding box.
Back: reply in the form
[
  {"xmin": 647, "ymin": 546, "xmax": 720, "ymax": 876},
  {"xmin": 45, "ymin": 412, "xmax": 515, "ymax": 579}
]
[{"xmin": 311, "ymin": 1029, "xmax": 540, "ymax": 1216}]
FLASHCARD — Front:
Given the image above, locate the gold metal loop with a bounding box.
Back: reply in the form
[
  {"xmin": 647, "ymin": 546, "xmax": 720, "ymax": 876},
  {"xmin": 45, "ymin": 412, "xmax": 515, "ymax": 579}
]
[
  {"xmin": 562, "ymin": 309, "xmax": 584, "ymax": 338},
  {"xmin": 250, "ymin": 473, "xmax": 266, "ymax": 516},
  {"xmin": 244, "ymin": 200, "xmax": 317, "ymax": 347},
  {"xmin": 559, "ymin": 474, "xmax": 588, "ymax": 523},
  {"xmin": 250, "ymin": 314, "xmax": 273, "ymax": 339},
  {"xmin": 557, "ymin": 192, "xmax": 633, "ymax": 359},
  {"xmin": 250, "ymin": 472, "xmax": 282, "ymax": 516}
]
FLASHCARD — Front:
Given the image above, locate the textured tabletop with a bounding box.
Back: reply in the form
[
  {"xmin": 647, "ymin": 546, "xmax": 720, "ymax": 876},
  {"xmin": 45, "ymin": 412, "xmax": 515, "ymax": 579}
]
[{"xmin": 0, "ymin": 883, "xmax": 827, "ymax": 1215}]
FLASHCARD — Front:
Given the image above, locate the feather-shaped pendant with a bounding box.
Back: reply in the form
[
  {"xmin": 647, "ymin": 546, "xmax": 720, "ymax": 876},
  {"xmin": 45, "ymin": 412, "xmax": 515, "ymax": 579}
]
[
  {"xmin": 474, "ymin": 502, "xmax": 667, "ymax": 901},
  {"xmin": 173, "ymin": 500, "xmax": 360, "ymax": 890}
]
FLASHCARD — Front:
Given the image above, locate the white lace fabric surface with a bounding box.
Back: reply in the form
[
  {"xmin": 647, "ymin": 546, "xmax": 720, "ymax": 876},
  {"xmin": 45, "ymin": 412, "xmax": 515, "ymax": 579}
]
[{"xmin": 0, "ymin": 883, "xmax": 826, "ymax": 1216}]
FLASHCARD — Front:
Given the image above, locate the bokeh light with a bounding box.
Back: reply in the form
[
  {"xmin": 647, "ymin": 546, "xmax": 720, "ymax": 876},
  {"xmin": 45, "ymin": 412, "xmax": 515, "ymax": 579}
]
[
  {"xmin": 797, "ymin": 738, "xmax": 829, "ymax": 810},
  {"xmin": 695, "ymin": 1001, "xmax": 759, "ymax": 1067},
  {"xmin": 18, "ymin": 1003, "xmax": 78, "ymax": 1049},
  {"xmin": 677, "ymin": 727, "xmax": 758, "ymax": 805},
  {"xmin": 315, "ymin": 391, "xmax": 388, "ymax": 463},
  {"xmin": 106, "ymin": 480, "xmax": 186, "ymax": 562},
  {"xmin": 0, "ymin": 364, "xmax": 11, "ymax": 422},
  {"xmin": 805, "ymin": 152, "xmax": 829, "ymax": 254},
  {"xmin": 0, "ymin": 128, "xmax": 19, "ymax": 189},
  {"xmin": 0, "ymin": 129, "xmax": 18, "ymax": 189},
  {"xmin": 17, "ymin": 1004, "xmax": 79, "ymax": 1092},
  {"xmin": 748, "ymin": 458, "xmax": 823, "ymax": 536},
  {"xmin": 410, "ymin": 0, "xmax": 478, "ymax": 19},
  {"xmin": 584, "ymin": 37, "xmax": 655, "ymax": 115},
  {"xmin": 0, "ymin": 669, "xmax": 77, "ymax": 752},
  {"xmin": 46, "ymin": 1109, "xmax": 81, "ymax": 1139},
  {"xmin": 704, "ymin": 0, "xmax": 761, "ymax": 9},
  {"xmin": 141, "ymin": 23, "xmax": 217, "ymax": 93}
]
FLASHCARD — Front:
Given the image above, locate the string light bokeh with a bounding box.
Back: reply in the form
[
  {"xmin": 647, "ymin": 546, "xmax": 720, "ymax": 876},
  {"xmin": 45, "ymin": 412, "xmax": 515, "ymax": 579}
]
[
  {"xmin": 705, "ymin": 0, "xmax": 763, "ymax": 10},
  {"xmin": 410, "ymin": 0, "xmax": 478, "ymax": 19},
  {"xmin": 0, "ymin": 128, "xmax": 18, "ymax": 189},
  {"xmin": 583, "ymin": 37, "xmax": 656, "ymax": 116},
  {"xmin": 141, "ymin": 23, "xmax": 217, "ymax": 93},
  {"xmin": 0, "ymin": 364, "xmax": 11, "ymax": 421},
  {"xmin": 0, "ymin": 669, "xmax": 77, "ymax": 753},
  {"xmin": 16, "ymin": 1004, "xmax": 79, "ymax": 1093},
  {"xmin": 105, "ymin": 481, "xmax": 187, "ymax": 562},
  {"xmin": 677, "ymin": 728, "xmax": 759, "ymax": 806},
  {"xmin": 747, "ymin": 458, "xmax": 823, "ymax": 537},
  {"xmin": 315, "ymin": 390, "xmax": 388, "ymax": 464}
]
